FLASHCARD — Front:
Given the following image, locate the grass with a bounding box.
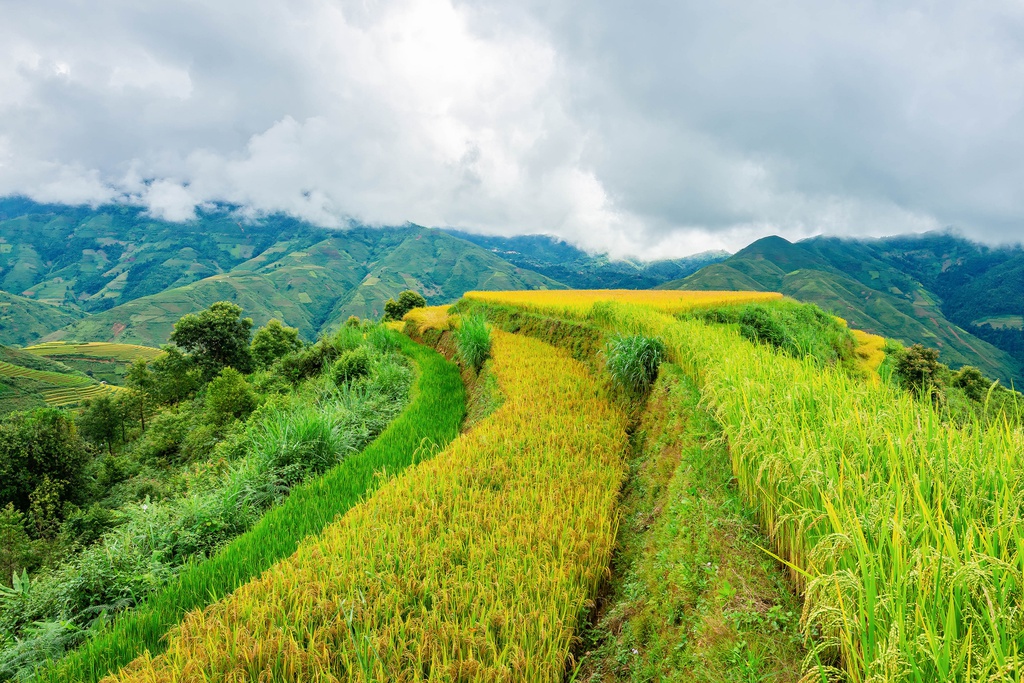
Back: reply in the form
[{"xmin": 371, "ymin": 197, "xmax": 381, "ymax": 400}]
[
  {"xmin": 575, "ymin": 364, "xmax": 804, "ymax": 682},
  {"xmin": 604, "ymin": 333, "xmax": 665, "ymax": 396},
  {"xmin": 36, "ymin": 334, "xmax": 465, "ymax": 683},
  {"xmin": 453, "ymin": 312, "xmax": 492, "ymax": 372},
  {"xmin": 105, "ymin": 331, "xmax": 628, "ymax": 682},
  {"xmin": 577, "ymin": 298, "xmax": 1024, "ymax": 682}
]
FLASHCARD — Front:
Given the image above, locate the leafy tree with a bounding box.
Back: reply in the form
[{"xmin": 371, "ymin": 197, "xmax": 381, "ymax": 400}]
[
  {"xmin": 383, "ymin": 290, "xmax": 427, "ymax": 320},
  {"xmin": 124, "ymin": 359, "xmax": 155, "ymax": 429},
  {"xmin": 205, "ymin": 368, "xmax": 258, "ymax": 425},
  {"xmin": 345, "ymin": 315, "xmax": 362, "ymax": 328},
  {"xmin": 251, "ymin": 319, "xmax": 302, "ymax": 369},
  {"xmin": 895, "ymin": 344, "xmax": 942, "ymax": 395},
  {"xmin": 170, "ymin": 301, "xmax": 254, "ymax": 378},
  {"xmin": 79, "ymin": 395, "xmax": 121, "ymax": 455},
  {"xmin": 0, "ymin": 408, "xmax": 89, "ymax": 512},
  {"xmin": 149, "ymin": 347, "xmax": 203, "ymax": 405}
]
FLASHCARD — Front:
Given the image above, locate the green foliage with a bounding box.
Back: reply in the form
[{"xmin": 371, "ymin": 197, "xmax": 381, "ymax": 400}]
[
  {"xmin": 383, "ymin": 290, "xmax": 427, "ymax": 321},
  {"xmin": 344, "ymin": 315, "xmax": 362, "ymax": 328},
  {"xmin": 27, "ymin": 477, "xmax": 64, "ymax": 540},
  {"xmin": 0, "ymin": 408, "xmax": 88, "ymax": 512},
  {"xmin": 0, "ymin": 505, "xmax": 31, "ymax": 585},
  {"xmin": 147, "ymin": 348, "xmax": 202, "ymax": 406},
  {"xmin": 951, "ymin": 365, "xmax": 990, "ymax": 402},
  {"xmin": 454, "ymin": 313, "xmax": 492, "ymax": 372},
  {"xmin": 250, "ymin": 319, "xmax": 302, "ymax": 370},
  {"xmin": 170, "ymin": 301, "xmax": 253, "ymax": 379},
  {"xmin": 367, "ymin": 324, "xmax": 401, "ymax": 354},
  {"xmin": 204, "ymin": 368, "xmax": 257, "ymax": 425},
  {"xmin": 605, "ymin": 333, "xmax": 665, "ymax": 396},
  {"xmin": 331, "ymin": 347, "xmax": 371, "ymax": 386}
]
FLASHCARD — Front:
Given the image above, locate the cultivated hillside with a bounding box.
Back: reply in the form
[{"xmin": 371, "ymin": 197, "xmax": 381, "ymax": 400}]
[{"xmin": 0, "ymin": 290, "xmax": 83, "ymax": 346}]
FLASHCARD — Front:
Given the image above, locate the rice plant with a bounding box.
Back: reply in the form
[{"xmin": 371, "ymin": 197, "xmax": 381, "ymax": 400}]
[
  {"xmin": 454, "ymin": 312, "xmax": 491, "ymax": 371},
  {"xmin": 104, "ymin": 331, "xmax": 627, "ymax": 683}
]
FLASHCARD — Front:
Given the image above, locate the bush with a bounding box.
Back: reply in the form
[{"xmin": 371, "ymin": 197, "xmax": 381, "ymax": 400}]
[
  {"xmin": 344, "ymin": 316, "xmax": 362, "ymax": 328},
  {"xmin": 605, "ymin": 334, "xmax": 665, "ymax": 396},
  {"xmin": 383, "ymin": 290, "xmax": 427, "ymax": 321},
  {"xmin": 895, "ymin": 343, "xmax": 942, "ymax": 395},
  {"xmin": 333, "ymin": 326, "xmax": 364, "ymax": 354},
  {"xmin": 455, "ymin": 314, "xmax": 492, "ymax": 372},
  {"xmin": 205, "ymin": 368, "xmax": 258, "ymax": 425},
  {"xmin": 331, "ymin": 348, "xmax": 371, "ymax": 385}
]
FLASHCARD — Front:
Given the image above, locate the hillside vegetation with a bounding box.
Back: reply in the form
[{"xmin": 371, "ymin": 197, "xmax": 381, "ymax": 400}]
[{"xmin": 0, "ymin": 345, "xmax": 123, "ymax": 413}]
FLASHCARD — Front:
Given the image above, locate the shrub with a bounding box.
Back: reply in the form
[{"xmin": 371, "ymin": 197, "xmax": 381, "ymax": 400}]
[
  {"xmin": 204, "ymin": 368, "xmax": 258, "ymax": 425},
  {"xmin": 383, "ymin": 290, "xmax": 427, "ymax": 321},
  {"xmin": 331, "ymin": 347, "xmax": 371, "ymax": 386},
  {"xmin": 455, "ymin": 313, "xmax": 492, "ymax": 372},
  {"xmin": 332, "ymin": 326, "xmax": 364, "ymax": 354},
  {"xmin": 895, "ymin": 343, "xmax": 942, "ymax": 395},
  {"xmin": 344, "ymin": 316, "xmax": 362, "ymax": 328},
  {"xmin": 605, "ymin": 333, "xmax": 665, "ymax": 396}
]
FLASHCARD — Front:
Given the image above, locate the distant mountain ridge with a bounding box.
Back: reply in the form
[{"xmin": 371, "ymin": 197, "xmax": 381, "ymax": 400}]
[
  {"xmin": 444, "ymin": 230, "xmax": 729, "ymax": 289},
  {"xmin": 661, "ymin": 232, "xmax": 1024, "ymax": 385}
]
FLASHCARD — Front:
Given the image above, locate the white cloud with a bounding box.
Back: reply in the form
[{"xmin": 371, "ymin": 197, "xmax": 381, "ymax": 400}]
[{"xmin": 1, "ymin": 0, "xmax": 1023, "ymax": 258}]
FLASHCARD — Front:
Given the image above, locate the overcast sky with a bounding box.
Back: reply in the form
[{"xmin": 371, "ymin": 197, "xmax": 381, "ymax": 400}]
[{"xmin": 2, "ymin": 0, "xmax": 1023, "ymax": 258}]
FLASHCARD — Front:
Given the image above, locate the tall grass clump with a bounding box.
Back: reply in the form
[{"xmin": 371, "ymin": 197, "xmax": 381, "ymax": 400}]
[
  {"xmin": 605, "ymin": 333, "xmax": 665, "ymax": 396},
  {"xmin": 578, "ymin": 298, "xmax": 1024, "ymax": 682},
  {"xmin": 454, "ymin": 312, "xmax": 492, "ymax": 372},
  {"xmin": 106, "ymin": 331, "xmax": 627, "ymax": 683},
  {"xmin": 34, "ymin": 336, "xmax": 465, "ymax": 683}
]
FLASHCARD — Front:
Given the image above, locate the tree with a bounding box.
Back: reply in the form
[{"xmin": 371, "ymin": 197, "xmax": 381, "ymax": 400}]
[
  {"xmin": 383, "ymin": 290, "xmax": 427, "ymax": 321},
  {"xmin": 170, "ymin": 301, "xmax": 254, "ymax": 378},
  {"xmin": 0, "ymin": 408, "xmax": 89, "ymax": 512},
  {"xmin": 205, "ymin": 367, "xmax": 258, "ymax": 424},
  {"xmin": 251, "ymin": 319, "xmax": 303, "ymax": 369},
  {"xmin": 150, "ymin": 347, "xmax": 203, "ymax": 405},
  {"xmin": 895, "ymin": 344, "xmax": 942, "ymax": 395},
  {"xmin": 79, "ymin": 395, "xmax": 121, "ymax": 455}
]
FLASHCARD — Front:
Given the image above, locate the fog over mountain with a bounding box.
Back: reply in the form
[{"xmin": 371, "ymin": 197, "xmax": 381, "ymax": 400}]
[{"xmin": 3, "ymin": 1, "xmax": 1024, "ymax": 258}]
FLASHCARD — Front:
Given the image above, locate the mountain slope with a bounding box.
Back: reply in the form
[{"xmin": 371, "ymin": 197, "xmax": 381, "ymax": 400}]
[
  {"xmin": 0, "ymin": 290, "xmax": 83, "ymax": 346},
  {"xmin": 662, "ymin": 235, "xmax": 1023, "ymax": 385},
  {"xmin": 48, "ymin": 228, "xmax": 564, "ymax": 346},
  {"xmin": 444, "ymin": 230, "xmax": 729, "ymax": 289}
]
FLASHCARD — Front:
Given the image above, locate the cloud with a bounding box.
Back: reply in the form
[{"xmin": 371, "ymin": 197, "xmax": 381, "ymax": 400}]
[{"xmin": 1, "ymin": 0, "xmax": 1023, "ymax": 257}]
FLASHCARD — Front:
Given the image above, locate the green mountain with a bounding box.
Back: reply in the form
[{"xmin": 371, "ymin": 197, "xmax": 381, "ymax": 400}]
[
  {"xmin": 0, "ymin": 290, "xmax": 83, "ymax": 346},
  {"xmin": 661, "ymin": 234, "xmax": 1024, "ymax": 386},
  {"xmin": 445, "ymin": 230, "xmax": 729, "ymax": 289},
  {"xmin": 37, "ymin": 226, "xmax": 561, "ymax": 347}
]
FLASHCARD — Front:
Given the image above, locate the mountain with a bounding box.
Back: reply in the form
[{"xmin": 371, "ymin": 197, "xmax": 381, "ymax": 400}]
[
  {"xmin": 0, "ymin": 290, "xmax": 83, "ymax": 346},
  {"xmin": 661, "ymin": 233, "xmax": 1024, "ymax": 386},
  {"xmin": 0, "ymin": 201, "xmax": 564, "ymax": 347},
  {"xmin": 444, "ymin": 230, "xmax": 730, "ymax": 289}
]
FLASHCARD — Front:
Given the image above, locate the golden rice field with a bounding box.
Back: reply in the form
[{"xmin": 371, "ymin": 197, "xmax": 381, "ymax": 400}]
[
  {"xmin": 564, "ymin": 299, "xmax": 1024, "ymax": 682},
  {"xmin": 106, "ymin": 330, "xmax": 628, "ymax": 683},
  {"xmin": 465, "ymin": 289, "xmax": 781, "ymax": 315},
  {"xmin": 851, "ymin": 328, "xmax": 886, "ymax": 381},
  {"xmin": 24, "ymin": 341, "xmax": 164, "ymax": 362}
]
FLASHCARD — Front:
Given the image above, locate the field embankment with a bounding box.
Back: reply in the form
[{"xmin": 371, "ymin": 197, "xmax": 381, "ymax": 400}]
[
  {"xmin": 105, "ymin": 331, "xmax": 628, "ymax": 682},
  {"xmin": 37, "ymin": 335, "xmax": 465, "ymax": 683}
]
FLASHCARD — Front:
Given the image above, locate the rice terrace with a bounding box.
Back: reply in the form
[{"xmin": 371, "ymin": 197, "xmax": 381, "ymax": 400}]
[{"xmin": 0, "ymin": 286, "xmax": 1018, "ymax": 683}]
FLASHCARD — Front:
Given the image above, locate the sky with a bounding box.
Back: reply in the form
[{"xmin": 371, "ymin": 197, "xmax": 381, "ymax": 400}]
[{"xmin": 2, "ymin": 0, "xmax": 1023, "ymax": 259}]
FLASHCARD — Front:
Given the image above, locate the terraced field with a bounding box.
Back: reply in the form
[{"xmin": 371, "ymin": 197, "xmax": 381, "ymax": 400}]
[
  {"xmin": 24, "ymin": 341, "xmax": 165, "ymax": 362},
  {"xmin": 0, "ymin": 359, "xmax": 122, "ymax": 406}
]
